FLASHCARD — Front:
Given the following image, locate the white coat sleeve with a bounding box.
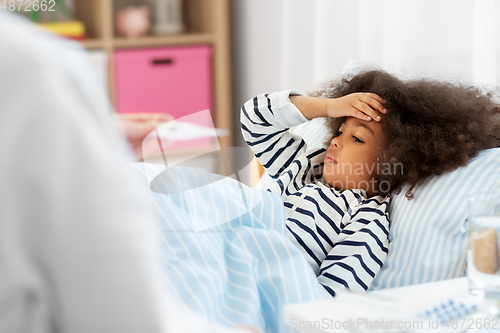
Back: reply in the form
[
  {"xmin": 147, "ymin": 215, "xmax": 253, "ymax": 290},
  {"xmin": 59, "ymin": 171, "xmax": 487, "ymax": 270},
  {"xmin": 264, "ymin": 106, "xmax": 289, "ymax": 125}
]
[{"xmin": 0, "ymin": 12, "xmax": 242, "ymax": 333}]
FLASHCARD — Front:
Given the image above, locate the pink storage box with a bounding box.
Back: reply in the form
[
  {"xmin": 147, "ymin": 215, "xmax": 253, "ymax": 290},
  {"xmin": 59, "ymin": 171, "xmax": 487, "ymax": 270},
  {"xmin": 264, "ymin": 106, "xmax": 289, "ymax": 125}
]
[{"xmin": 114, "ymin": 45, "xmax": 213, "ymax": 150}]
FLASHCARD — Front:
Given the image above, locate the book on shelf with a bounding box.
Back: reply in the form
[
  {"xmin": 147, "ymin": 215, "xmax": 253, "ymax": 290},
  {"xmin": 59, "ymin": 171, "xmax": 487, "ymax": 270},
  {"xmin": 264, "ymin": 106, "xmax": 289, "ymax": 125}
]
[{"xmin": 38, "ymin": 20, "xmax": 86, "ymax": 40}]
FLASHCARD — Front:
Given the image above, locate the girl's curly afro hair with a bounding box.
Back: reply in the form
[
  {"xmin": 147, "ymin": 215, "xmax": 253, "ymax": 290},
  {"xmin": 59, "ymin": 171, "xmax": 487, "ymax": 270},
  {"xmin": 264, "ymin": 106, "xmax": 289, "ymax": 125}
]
[{"xmin": 312, "ymin": 69, "xmax": 500, "ymax": 199}]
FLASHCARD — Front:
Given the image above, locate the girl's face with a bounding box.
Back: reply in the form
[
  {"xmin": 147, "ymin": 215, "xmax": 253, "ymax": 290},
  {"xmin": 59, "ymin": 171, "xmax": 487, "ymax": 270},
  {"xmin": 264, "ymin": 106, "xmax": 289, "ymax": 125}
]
[{"xmin": 323, "ymin": 117, "xmax": 385, "ymax": 197}]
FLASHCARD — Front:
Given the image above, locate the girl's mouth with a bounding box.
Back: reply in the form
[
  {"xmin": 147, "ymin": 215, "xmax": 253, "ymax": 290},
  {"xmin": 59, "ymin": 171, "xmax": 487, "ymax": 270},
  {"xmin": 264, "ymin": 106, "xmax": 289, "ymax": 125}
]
[{"xmin": 324, "ymin": 156, "xmax": 338, "ymax": 164}]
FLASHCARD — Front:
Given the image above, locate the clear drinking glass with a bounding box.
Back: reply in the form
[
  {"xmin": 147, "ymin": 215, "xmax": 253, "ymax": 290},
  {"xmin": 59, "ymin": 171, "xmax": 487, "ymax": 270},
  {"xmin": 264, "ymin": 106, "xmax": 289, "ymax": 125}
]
[{"xmin": 467, "ymin": 191, "xmax": 500, "ymax": 298}]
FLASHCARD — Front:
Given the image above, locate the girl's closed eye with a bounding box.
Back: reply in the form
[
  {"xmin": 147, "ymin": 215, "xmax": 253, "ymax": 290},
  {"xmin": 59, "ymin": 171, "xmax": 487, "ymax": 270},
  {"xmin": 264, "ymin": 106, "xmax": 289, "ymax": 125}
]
[
  {"xmin": 336, "ymin": 130, "xmax": 364, "ymax": 143},
  {"xmin": 353, "ymin": 135, "xmax": 364, "ymax": 143}
]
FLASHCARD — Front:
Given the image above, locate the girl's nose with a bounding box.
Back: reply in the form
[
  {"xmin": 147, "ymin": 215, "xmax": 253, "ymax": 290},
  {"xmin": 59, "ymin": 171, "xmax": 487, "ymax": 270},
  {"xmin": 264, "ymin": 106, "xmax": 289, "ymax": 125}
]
[{"xmin": 330, "ymin": 137, "xmax": 341, "ymax": 149}]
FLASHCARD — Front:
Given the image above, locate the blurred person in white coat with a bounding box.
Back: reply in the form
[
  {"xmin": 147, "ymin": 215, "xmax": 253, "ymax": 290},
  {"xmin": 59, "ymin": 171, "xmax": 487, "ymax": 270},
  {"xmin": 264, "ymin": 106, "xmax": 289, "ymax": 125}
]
[{"xmin": 0, "ymin": 12, "xmax": 252, "ymax": 333}]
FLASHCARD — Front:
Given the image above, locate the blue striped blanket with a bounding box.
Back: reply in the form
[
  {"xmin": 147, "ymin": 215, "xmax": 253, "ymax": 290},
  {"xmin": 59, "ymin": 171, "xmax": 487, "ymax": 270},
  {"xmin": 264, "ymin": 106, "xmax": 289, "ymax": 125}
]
[{"xmin": 131, "ymin": 163, "xmax": 326, "ymax": 333}]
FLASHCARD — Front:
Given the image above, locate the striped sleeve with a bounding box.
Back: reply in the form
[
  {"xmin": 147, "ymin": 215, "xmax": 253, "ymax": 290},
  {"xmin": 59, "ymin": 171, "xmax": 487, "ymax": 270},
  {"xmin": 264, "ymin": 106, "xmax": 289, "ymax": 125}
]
[
  {"xmin": 241, "ymin": 90, "xmax": 310, "ymax": 179},
  {"xmin": 317, "ymin": 197, "xmax": 390, "ymax": 296}
]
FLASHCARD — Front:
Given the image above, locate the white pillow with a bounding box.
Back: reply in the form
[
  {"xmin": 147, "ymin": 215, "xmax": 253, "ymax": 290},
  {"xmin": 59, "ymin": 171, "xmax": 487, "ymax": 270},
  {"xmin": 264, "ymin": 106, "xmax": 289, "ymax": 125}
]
[{"xmin": 371, "ymin": 147, "xmax": 500, "ymax": 289}]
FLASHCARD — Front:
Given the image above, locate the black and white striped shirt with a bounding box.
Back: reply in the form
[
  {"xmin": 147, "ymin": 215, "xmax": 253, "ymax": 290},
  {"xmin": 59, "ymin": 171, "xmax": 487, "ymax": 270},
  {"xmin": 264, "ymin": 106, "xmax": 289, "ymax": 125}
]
[{"xmin": 241, "ymin": 90, "xmax": 391, "ymax": 296}]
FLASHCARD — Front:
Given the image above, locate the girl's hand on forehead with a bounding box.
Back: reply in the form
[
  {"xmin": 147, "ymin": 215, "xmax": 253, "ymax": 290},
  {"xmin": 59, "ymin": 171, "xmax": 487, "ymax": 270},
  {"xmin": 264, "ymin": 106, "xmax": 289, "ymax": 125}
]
[{"xmin": 326, "ymin": 92, "xmax": 387, "ymax": 122}]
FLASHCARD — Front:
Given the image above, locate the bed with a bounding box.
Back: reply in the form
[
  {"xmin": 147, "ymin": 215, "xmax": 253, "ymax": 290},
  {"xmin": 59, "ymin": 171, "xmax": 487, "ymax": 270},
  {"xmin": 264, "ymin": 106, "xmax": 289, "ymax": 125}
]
[{"xmin": 130, "ymin": 132, "xmax": 500, "ymax": 332}]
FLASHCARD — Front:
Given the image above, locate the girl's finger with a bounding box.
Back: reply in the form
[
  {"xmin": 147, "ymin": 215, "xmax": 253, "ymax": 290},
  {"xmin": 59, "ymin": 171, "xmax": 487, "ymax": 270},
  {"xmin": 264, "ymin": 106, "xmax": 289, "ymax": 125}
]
[
  {"xmin": 352, "ymin": 107, "xmax": 372, "ymax": 121},
  {"xmin": 354, "ymin": 101, "xmax": 381, "ymax": 121},
  {"xmin": 363, "ymin": 92, "xmax": 386, "ymax": 104},
  {"xmin": 360, "ymin": 95, "xmax": 386, "ymax": 114}
]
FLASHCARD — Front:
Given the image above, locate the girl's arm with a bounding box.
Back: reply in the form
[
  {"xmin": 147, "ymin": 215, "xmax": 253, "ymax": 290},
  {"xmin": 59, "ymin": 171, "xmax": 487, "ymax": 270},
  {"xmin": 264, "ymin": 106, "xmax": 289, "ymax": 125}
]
[
  {"xmin": 290, "ymin": 93, "xmax": 386, "ymax": 121},
  {"xmin": 316, "ymin": 198, "xmax": 390, "ymax": 296},
  {"xmin": 241, "ymin": 90, "xmax": 310, "ymax": 179}
]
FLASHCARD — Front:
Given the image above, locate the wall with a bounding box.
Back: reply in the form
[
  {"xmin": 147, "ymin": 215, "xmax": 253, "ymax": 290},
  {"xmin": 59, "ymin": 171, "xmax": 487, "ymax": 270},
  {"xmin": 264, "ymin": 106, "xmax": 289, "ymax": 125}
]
[{"xmin": 231, "ymin": 0, "xmax": 283, "ymax": 149}]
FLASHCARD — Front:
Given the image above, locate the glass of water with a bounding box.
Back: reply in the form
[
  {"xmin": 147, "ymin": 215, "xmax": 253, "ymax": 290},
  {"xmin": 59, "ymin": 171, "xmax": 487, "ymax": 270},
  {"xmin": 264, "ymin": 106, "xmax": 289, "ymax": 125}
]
[{"xmin": 467, "ymin": 191, "xmax": 500, "ymax": 298}]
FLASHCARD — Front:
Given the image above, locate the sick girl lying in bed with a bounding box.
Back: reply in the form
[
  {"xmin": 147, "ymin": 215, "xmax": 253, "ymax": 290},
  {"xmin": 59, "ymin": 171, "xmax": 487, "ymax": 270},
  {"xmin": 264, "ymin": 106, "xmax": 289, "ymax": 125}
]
[{"xmin": 241, "ymin": 69, "xmax": 500, "ymax": 297}]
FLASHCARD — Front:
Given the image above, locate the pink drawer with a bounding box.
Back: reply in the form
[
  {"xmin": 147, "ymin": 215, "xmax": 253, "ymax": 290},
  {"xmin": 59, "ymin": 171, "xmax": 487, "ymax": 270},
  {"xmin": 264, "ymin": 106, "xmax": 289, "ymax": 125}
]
[{"xmin": 114, "ymin": 45, "xmax": 213, "ymax": 150}]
